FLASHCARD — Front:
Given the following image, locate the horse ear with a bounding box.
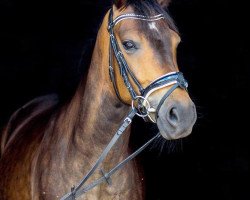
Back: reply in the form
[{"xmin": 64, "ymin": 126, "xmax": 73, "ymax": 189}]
[
  {"xmin": 157, "ymin": 0, "xmax": 171, "ymax": 8},
  {"xmin": 114, "ymin": 0, "xmax": 127, "ymax": 9}
]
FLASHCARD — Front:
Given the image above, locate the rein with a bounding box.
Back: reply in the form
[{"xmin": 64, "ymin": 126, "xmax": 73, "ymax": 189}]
[{"xmin": 61, "ymin": 8, "xmax": 188, "ymax": 200}]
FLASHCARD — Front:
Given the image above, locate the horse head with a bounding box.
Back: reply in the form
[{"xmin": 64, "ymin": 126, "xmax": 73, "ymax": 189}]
[{"xmin": 105, "ymin": 0, "xmax": 197, "ymax": 140}]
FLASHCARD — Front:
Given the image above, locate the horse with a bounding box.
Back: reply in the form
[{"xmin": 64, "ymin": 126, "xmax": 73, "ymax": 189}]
[{"xmin": 0, "ymin": 0, "xmax": 197, "ymax": 199}]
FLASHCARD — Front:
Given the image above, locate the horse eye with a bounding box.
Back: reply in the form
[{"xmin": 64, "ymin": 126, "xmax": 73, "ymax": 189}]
[{"xmin": 122, "ymin": 40, "xmax": 137, "ymax": 51}]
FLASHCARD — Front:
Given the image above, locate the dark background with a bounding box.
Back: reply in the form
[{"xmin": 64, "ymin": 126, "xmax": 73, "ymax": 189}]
[{"xmin": 0, "ymin": 0, "xmax": 249, "ymax": 199}]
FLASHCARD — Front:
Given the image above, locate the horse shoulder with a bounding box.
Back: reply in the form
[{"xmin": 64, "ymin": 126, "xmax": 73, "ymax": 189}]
[{"xmin": 0, "ymin": 94, "xmax": 59, "ymax": 156}]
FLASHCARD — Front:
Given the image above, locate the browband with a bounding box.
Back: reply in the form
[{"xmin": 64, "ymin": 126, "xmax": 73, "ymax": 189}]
[{"xmin": 108, "ymin": 13, "xmax": 165, "ymax": 30}]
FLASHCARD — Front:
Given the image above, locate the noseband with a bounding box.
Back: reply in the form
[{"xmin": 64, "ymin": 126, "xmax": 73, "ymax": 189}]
[
  {"xmin": 108, "ymin": 8, "xmax": 188, "ymax": 122},
  {"xmin": 61, "ymin": 8, "xmax": 188, "ymax": 200}
]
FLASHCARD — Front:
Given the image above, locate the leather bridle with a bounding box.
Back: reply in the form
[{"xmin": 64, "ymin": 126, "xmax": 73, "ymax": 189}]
[
  {"xmin": 60, "ymin": 8, "xmax": 188, "ymax": 200},
  {"xmin": 108, "ymin": 8, "xmax": 188, "ymax": 122}
]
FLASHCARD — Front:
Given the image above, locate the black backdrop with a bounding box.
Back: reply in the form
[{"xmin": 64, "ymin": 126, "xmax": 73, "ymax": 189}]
[{"xmin": 0, "ymin": 0, "xmax": 249, "ymax": 199}]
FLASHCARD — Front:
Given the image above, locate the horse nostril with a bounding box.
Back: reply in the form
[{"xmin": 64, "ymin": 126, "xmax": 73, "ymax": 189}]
[{"xmin": 168, "ymin": 107, "xmax": 179, "ymax": 126}]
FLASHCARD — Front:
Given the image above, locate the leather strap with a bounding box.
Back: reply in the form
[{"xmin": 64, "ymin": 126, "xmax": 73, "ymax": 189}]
[{"xmin": 155, "ymin": 83, "xmax": 179, "ymax": 120}]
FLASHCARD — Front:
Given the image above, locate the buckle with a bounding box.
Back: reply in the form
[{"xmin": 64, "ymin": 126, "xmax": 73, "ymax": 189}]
[
  {"xmin": 131, "ymin": 96, "xmax": 151, "ymax": 118},
  {"xmin": 107, "ymin": 22, "xmax": 114, "ymax": 32},
  {"xmin": 70, "ymin": 185, "xmax": 76, "ymax": 200}
]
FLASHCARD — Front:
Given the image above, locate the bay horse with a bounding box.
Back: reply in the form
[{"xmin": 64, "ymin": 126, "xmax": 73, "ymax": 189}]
[{"xmin": 0, "ymin": 0, "xmax": 197, "ymax": 199}]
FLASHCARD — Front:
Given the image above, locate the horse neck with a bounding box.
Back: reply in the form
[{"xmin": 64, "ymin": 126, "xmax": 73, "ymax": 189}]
[{"xmin": 55, "ymin": 20, "xmax": 131, "ymax": 164}]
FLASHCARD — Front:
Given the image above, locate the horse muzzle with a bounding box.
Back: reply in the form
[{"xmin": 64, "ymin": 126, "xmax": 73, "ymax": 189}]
[{"xmin": 154, "ymin": 88, "xmax": 197, "ymax": 140}]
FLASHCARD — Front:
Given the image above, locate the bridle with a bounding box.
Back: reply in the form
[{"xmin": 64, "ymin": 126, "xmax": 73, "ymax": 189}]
[
  {"xmin": 107, "ymin": 8, "xmax": 188, "ymax": 122},
  {"xmin": 61, "ymin": 8, "xmax": 188, "ymax": 200}
]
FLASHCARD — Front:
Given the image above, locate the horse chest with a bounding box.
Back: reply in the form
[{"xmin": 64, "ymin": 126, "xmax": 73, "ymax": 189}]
[{"xmin": 34, "ymin": 150, "xmax": 144, "ymax": 200}]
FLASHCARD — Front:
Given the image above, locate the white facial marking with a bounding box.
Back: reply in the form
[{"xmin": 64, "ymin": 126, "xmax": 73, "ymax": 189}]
[{"xmin": 148, "ymin": 22, "xmax": 159, "ymax": 32}]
